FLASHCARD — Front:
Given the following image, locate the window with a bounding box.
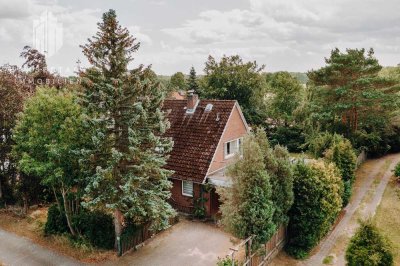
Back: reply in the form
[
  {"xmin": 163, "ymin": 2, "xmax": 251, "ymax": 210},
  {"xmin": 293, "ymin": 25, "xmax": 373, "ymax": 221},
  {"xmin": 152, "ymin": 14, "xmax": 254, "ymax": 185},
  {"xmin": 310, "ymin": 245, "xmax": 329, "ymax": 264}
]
[
  {"xmin": 182, "ymin": 180, "xmax": 194, "ymax": 197},
  {"xmin": 224, "ymin": 138, "xmax": 243, "ymax": 159}
]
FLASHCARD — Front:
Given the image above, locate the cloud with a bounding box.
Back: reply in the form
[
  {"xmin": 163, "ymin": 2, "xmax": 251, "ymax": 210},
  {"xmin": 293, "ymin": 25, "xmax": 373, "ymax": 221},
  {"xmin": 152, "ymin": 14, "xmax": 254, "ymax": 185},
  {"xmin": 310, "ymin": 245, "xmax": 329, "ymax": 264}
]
[
  {"xmin": 128, "ymin": 26, "xmax": 153, "ymax": 45},
  {"xmin": 162, "ymin": 0, "xmax": 400, "ymax": 61}
]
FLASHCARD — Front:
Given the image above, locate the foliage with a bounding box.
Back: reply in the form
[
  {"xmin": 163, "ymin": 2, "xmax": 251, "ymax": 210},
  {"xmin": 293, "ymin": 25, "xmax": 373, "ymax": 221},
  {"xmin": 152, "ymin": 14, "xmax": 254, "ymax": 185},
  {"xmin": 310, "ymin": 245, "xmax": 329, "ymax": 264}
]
[
  {"xmin": 13, "ymin": 87, "xmax": 89, "ymax": 234},
  {"xmin": 216, "ymin": 256, "xmax": 239, "ymax": 266},
  {"xmin": 265, "ymin": 71, "xmax": 303, "ymax": 126},
  {"xmin": 218, "ymin": 134, "xmax": 275, "ymax": 246},
  {"xmin": 187, "ymin": 66, "xmax": 199, "ymax": 92},
  {"xmin": 254, "ymin": 128, "xmax": 294, "ymax": 227},
  {"xmin": 268, "ymin": 125, "xmax": 306, "ymax": 153},
  {"xmin": 45, "ymin": 204, "xmax": 115, "ymax": 249},
  {"xmin": 44, "ymin": 204, "xmax": 69, "ymax": 235},
  {"xmin": 307, "ymin": 132, "xmax": 356, "ymax": 206},
  {"xmin": 0, "ymin": 64, "xmax": 34, "ymax": 205},
  {"xmin": 200, "ymin": 55, "xmax": 267, "ymax": 125},
  {"xmin": 324, "ymin": 137, "xmax": 357, "ymax": 183},
  {"xmin": 394, "ymin": 162, "xmax": 400, "ymax": 182},
  {"xmin": 307, "ymin": 48, "xmax": 400, "ymax": 154},
  {"xmin": 287, "ymin": 160, "xmax": 343, "ymax": 259},
  {"xmin": 346, "ymin": 220, "xmax": 393, "ymax": 266},
  {"xmin": 306, "ymin": 132, "xmax": 343, "ymax": 158},
  {"xmin": 169, "ymin": 72, "xmax": 186, "ymax": 91},
  {"xmin": 72, "ymin": 211, "xmax": 114, "ymax": 249},
  {"xmin": 80, "ymin": 9, "xmax": 175, "ymax": 243}
]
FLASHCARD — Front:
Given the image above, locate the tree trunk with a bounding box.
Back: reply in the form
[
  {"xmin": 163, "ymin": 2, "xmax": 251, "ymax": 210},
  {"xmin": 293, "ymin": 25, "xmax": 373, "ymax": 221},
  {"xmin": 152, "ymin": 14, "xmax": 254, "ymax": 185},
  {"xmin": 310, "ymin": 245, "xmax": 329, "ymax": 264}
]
[
  {"xmin": 22, "ymin": 195, "xmax": 28, "ymax": 215},
  {"xmin": 0, "ymin": 179, "xmax": 3, "ymax": 200},
  {"xmin": 114, "ymin": 209, "xmax": 124, "ymax": 249},
  {"xmin": 61, "ymin": 188, "xmax": 76, "ymax": 236}
]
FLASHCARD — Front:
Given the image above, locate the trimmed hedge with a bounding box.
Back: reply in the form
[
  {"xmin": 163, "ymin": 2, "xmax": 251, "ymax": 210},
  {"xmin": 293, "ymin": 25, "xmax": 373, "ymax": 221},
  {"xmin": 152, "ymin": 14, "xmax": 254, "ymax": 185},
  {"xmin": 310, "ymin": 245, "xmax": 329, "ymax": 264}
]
[{"xmin": 286, "ymin": 160, "xmax": 343, "ymax": 259}]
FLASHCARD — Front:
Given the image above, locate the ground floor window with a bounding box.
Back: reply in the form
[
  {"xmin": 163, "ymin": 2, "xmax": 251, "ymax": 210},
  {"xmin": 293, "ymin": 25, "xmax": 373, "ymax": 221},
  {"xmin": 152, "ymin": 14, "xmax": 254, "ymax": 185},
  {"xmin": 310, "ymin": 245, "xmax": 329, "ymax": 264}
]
[{"xmin": 182, "ymin": 180, "xmax": 194, "ymax": 197}]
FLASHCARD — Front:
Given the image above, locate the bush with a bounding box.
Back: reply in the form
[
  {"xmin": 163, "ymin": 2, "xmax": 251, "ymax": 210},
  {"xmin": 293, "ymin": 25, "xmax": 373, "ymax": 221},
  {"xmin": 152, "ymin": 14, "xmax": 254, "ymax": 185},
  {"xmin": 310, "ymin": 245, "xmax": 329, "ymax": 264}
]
[
  {"xmin": 306, "ymin": 132, "xmax": 343, "ymax": 158},
  {"xmin": 72, "ymin": 211, "xmax": 114, "ymax": 249},
  {"xmin": 217, "ymin": 256, "xmax": 239, "ymax": 266},
  {"xmin": 394, "ymin": 162, "xmax": 400, "ymax": 182},
  {"xmin": 286, "ymin": 160, "xmax": 343, "ymax": 259},
  {"xmin": 45, "ymin": 204, "xmax": 114, "ymax": 250},
  {"xmin": 342, "ymin": 180, "xmax": 353, "ymax": 207},
  {"xmin": 44, "ymin": 204, "xmax": 69, "ymax": 235},
  {"xmin": 346, "ymin": 220, "xmax": 393, "ymax": 266}
]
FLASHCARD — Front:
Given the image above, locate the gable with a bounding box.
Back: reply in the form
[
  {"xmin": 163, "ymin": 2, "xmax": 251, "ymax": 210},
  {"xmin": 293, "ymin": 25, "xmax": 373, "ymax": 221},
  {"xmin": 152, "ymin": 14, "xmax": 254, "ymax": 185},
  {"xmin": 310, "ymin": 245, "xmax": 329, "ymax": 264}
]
[{"xmin": 207, "ymin": 104, "xmax": 249, "ymax": 175}]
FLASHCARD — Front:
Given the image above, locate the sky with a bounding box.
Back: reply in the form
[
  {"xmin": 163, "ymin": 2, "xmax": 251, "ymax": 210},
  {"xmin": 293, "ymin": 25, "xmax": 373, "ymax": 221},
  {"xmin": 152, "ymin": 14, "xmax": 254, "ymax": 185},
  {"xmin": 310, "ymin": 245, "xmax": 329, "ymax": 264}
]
[{"xmin": 1, "ymin": 0, "xmax": 399, "ymax": 76}]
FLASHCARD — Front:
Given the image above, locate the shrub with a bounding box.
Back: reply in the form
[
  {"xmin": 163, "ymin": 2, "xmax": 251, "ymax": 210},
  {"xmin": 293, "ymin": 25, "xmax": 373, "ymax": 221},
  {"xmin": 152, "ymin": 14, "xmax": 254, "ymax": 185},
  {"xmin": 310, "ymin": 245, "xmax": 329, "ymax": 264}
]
[
  {"xmin": 286, "ymin": 160, "xmax": 343, "ymax": 259},
  {"xmin": 45, "ymin": 204, "xmax": 114, "ymax": 249},
  {"xmin": 346, "ymin": 220, "xmax": 393, "ymax": 266},
  {"xmin": 342, "ymin": 180, "xmax": 353, "ymax": 206},
  {"xmin": 217, "ymin": 256, "xmax": 239, "ymax": 266},
  {"xmin": 44, "ymin": 204, "xmax": 69, "ymax": 235},
  {"xmin": 394, "ymin": 162, "xmax": 400, "ymax": 182},
  {"xmin": 306, "ymin": 132, "xmax": 343, "ymax": 158},
  {"xmin": 325, "ymin": 138, "xmax": 357, "ymax": 183},
  {"xmin": 72, "ymin": 211, "xmax": 114, "ymax": 249}
]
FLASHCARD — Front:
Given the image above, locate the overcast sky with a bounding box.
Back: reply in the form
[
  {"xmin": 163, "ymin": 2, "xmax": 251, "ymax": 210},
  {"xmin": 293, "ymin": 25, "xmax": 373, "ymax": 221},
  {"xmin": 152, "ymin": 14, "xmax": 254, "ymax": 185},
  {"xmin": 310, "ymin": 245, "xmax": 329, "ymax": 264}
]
[{"xmin": 1, "ymin": 0, "xmax": 399, "ymax": 76}]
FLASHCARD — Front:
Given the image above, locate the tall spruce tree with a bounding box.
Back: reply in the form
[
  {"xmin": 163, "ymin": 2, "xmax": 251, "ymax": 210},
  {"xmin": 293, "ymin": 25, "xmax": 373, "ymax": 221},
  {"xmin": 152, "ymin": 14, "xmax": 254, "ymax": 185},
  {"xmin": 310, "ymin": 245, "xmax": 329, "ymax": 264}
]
[
  {"xmin": 80, "ymin": 10, "xmax": 174, "ymax": 246},
  {"xmin": 187, "ymin": 66, "xmax": 199, "ymax": 92}
]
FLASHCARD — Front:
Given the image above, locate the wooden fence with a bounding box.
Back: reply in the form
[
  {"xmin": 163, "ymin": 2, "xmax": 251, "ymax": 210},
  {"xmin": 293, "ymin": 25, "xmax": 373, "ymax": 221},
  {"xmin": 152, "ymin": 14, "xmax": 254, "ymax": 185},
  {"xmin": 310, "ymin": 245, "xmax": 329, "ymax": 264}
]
[
  {"xmin": 117, "ymin": 223, "xmax": 152, "ymax": 256},
  {"xmin": 226, "ymin": 225, "xmax": 286, "ymax": 266},
  {"xmin": 117, "ymin": 216, "xmax": 179, "ymax": 256}
]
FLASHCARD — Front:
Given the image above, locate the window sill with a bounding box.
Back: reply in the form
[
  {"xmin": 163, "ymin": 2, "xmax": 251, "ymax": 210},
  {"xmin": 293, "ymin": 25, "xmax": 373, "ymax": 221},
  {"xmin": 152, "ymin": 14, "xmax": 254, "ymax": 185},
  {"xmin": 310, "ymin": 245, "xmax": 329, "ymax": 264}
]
[{"xmin": 182, "ymin": 193, "xmax": 193, "ymax": 197}]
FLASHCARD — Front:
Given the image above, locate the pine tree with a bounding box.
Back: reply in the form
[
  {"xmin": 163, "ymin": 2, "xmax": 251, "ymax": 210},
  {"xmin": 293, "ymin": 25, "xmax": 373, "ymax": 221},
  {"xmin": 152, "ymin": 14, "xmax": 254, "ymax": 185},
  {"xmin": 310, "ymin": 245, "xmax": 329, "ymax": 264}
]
[
  {"xmin": 80, "ymin": 10, "xmax": 174, "ymax": 246},
  {"xmin": 187, "ymin": 66, "xmax": 199, "ymax": 92}
]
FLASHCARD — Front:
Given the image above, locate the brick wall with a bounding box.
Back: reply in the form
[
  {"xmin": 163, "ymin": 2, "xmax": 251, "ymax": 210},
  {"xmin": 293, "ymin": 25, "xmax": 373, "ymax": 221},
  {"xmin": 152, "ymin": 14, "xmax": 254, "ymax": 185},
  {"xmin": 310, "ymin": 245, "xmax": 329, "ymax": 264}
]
[{"xmin": 208, "ymin": 105, "xmax": 248, "ymax": 174}]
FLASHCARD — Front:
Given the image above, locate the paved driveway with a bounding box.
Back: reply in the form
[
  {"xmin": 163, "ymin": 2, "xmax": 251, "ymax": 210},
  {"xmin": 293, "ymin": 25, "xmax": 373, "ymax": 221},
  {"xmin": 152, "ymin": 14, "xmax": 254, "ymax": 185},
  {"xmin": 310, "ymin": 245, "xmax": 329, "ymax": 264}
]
[
  {"xmin": 0, "ymin": 229, "xmax": 82, "ymax": 266},
  {"xmin": 110, "ymin": 219, "xmax": 234, "ymax": 266}
]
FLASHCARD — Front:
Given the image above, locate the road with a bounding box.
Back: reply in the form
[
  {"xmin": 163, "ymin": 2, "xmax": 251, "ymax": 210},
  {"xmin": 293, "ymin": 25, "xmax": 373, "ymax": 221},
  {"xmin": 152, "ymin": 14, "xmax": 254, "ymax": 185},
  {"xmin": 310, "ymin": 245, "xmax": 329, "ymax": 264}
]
[{"xmin": 0, "ymin": 229, "xmax": 82, "ymax": 266}]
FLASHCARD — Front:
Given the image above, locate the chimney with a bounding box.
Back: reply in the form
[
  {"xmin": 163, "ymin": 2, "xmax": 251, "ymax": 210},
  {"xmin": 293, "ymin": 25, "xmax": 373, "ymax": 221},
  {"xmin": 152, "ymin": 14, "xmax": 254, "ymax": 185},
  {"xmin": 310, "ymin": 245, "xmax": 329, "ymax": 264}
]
[{"xmin": 186, "ymin": 90, "xmax": 199, "ymax": 113}]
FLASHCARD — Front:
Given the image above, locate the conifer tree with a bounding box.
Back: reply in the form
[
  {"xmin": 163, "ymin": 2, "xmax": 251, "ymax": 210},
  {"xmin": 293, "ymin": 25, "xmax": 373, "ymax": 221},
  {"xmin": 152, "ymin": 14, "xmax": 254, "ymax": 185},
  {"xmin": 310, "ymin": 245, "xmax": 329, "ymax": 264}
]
[
  {"xmin": 218, "ymin": 134, "xmax": 275, "ymax": 246},
  {"xmin": 187, "ymin": 66, "xmax": 199, "ymax": 92},
  {"xmin": 80, "ymin": 10, "xmax": 174, "ymax": 246}
]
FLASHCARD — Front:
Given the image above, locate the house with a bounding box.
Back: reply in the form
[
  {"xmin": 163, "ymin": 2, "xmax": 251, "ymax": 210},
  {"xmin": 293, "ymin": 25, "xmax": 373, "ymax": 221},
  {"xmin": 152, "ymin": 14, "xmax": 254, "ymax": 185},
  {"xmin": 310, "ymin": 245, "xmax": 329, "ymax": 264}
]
[{"xmin": 162, "ymin": 91, "xmax": 249, "ymax": 217}]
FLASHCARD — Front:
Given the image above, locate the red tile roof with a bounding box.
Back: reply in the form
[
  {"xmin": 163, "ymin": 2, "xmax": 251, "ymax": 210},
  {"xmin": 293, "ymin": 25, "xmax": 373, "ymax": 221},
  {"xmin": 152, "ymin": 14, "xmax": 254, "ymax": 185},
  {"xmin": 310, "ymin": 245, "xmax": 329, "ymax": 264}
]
[{"xmin": 162, "ymin": 99, "xmax": 236, "ymax": 183}]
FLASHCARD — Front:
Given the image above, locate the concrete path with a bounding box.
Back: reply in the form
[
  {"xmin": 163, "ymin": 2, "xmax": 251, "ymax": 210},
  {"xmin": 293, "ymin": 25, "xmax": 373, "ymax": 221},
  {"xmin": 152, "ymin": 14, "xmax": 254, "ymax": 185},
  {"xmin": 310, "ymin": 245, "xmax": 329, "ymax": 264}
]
[
  {"xmin": 304, "ymin": 153, "xmax": 400, "ymax": 266},
  {"xmin": 107, "ymin": 219, "xmax": 234, "ymax": 266},
  {"xmin": 0, "ymin": 229, "xmax": 83, "ymax": 266}
]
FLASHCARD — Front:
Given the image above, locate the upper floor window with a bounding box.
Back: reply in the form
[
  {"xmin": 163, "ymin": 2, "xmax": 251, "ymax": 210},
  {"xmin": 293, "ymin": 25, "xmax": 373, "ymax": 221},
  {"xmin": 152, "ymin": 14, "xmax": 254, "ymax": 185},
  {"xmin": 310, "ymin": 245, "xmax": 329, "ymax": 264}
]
[{"xmin": 224, "ymin": 138, "xmax": 243, "ymax": 159}]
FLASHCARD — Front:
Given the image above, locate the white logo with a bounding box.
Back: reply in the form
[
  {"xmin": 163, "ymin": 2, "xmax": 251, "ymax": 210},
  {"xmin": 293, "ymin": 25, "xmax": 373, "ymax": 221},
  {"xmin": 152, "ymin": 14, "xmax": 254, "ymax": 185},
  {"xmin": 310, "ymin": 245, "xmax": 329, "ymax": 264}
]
[{"xmin": 33, "ymin": 10, "xmax": 63, "ymax": 57}]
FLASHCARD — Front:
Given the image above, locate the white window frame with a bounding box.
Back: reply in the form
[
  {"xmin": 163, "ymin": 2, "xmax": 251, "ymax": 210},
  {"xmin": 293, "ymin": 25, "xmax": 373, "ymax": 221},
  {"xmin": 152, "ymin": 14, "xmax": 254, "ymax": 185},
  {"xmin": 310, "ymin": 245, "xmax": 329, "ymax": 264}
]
[
  {"xmin": 182, "ymin": 180, "xmax": 194, "ymax": 197},
  {"xmin": 224, "ymin": 137, "xmax": 243, "ymax": 159}
]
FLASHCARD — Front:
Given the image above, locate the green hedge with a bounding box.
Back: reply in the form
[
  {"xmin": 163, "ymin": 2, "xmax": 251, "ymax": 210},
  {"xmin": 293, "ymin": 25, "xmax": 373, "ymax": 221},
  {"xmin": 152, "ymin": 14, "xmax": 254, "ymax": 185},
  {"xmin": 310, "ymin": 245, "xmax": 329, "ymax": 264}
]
[
  {"xmin": 44, "ymin": 204, "xmax": 69, "ymax": 235},
  {"xmin": 45, "ymin": 204, "xmax": 114, "ymax": 249},
  {"xmin": 286, "ymin": 160, "xmax": 343, "ymax": 259}
]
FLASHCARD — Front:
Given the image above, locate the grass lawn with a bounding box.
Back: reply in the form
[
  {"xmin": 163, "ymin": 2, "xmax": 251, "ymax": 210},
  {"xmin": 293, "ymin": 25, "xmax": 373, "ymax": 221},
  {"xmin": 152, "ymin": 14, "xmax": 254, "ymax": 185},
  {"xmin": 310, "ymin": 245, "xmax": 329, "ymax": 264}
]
[
  {"xmin": 373, "ymin": 177, "xmax": 400, "ymax": 265},
  {"xmin": 0, "ymin": 207, "xmax": 116, "ymax": 264}
]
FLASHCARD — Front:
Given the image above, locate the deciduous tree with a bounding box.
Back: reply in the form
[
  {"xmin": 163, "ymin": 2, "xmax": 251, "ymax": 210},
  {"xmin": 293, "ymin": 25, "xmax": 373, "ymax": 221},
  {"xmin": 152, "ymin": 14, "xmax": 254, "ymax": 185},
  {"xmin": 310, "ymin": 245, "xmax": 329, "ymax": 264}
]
[
  {"xmin": 201, "ymin": 55, "xmax": 267, "ymax": 125},
  {"xmin": 13, "ymin": 88, "xmax": 88, "ymax": 234}
]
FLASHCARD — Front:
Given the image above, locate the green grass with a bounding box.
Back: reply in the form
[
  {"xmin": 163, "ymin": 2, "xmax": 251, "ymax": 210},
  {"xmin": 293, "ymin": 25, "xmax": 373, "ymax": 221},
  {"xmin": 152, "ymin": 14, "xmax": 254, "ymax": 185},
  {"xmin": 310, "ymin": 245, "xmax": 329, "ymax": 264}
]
[
  {"xmin": 373, "ymin": 178, "xmax": 400, "ymax": 265},
  {"xmin": 323, "ymin": 255, "xmax": 334, "ymax": 264}
]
